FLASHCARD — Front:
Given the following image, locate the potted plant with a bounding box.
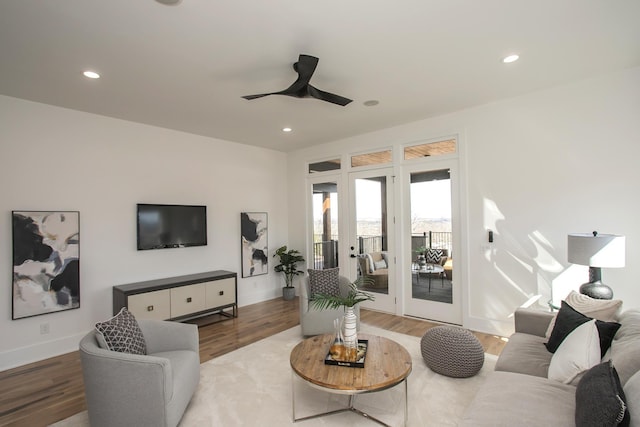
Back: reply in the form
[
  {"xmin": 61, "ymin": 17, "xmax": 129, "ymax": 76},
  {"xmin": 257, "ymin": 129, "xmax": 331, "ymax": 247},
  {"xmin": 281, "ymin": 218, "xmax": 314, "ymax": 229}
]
[
  {"xmin": 414, "ymin": 246, "xmax": 428, "ymax": 265},
  {"xmin": 273, "ymin": 245, "xmax": 305, "ymax": 300},
  {"xmin": 309, "ymin": 278, "xmax": 375, "ymax": 349},
  {"xmin": 308, "ymin": 278, "xmax": 375, "ymax": 310}
]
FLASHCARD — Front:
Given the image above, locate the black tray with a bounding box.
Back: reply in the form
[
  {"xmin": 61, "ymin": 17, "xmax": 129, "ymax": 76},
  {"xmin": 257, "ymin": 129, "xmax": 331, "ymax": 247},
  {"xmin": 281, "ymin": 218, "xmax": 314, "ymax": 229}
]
[{"xmin": 324, "ymin": 339, "xmax": 368, "ymax": 368}]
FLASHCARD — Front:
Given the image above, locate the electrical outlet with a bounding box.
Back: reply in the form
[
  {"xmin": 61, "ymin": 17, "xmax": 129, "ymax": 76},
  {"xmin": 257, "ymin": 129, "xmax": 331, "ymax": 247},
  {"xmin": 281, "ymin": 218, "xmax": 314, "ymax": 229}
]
[{"xmin": 40, "ymin": 323, "xmax": 50, "ymax": 335}]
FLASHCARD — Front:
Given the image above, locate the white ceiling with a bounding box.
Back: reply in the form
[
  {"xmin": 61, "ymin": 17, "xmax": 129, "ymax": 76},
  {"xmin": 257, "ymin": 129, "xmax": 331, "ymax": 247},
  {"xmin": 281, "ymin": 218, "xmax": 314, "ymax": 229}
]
[{"xmin": 1, "ymin": 1, "xmax": 639, "ymax": 152}]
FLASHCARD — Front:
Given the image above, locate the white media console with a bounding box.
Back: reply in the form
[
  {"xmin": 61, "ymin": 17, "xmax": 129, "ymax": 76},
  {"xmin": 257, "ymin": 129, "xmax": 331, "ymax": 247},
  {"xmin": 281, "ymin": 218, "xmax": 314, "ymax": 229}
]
[{"xmin": 113, "ymin": 270, "xmax": 237, "ymax": 322}]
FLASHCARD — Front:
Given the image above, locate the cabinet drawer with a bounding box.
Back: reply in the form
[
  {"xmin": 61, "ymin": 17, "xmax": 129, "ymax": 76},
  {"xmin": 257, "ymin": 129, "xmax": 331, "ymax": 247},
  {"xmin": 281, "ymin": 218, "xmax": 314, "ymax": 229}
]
[
  {"xmin": 205, "ymin": 278, "xmax": 236, "ymax": 309},
  {"xmin": 127, "ymin": 289, "xmax": 171, "ymax": 320},
  {"xmin": 171, "ymin": 283, "xmax": 206, "ymax": 318}
]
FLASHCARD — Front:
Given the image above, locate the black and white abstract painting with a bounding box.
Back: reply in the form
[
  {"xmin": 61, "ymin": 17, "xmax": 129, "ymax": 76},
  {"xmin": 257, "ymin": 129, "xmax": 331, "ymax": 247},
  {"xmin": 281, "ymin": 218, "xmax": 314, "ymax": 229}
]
[
  {"xmin": 12, "ymin": 211, "xmax": 80, "ymax": 319},
  {"xmin": 241, "ymin": 212, "xmax": 268, "ymax": 278}
]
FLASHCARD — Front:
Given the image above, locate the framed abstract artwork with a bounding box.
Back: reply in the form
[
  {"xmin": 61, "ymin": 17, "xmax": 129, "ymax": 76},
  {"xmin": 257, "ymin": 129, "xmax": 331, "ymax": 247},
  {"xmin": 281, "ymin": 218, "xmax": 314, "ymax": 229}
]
[
  {"xmin": 240, "ymin": 212, "xmax": 268, "ymax": 278},
  {"xmin": 12, "ymin": 211, "xmax": 80, "ymax": 319}
]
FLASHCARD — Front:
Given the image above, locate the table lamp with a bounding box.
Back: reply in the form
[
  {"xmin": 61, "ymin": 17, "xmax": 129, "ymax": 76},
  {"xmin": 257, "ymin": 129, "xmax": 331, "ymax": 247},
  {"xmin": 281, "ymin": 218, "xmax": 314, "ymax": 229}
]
[{"xmin": 567, "ymin": 231, "xmax": 625, "ymax": 300}]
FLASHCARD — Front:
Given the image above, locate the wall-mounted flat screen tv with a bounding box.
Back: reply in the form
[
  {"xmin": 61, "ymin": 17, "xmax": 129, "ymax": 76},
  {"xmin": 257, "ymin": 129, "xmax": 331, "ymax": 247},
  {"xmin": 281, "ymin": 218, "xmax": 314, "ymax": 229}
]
[{"xmin": 137, "ymin": 204, "xmax": 207, "ymax": 250}]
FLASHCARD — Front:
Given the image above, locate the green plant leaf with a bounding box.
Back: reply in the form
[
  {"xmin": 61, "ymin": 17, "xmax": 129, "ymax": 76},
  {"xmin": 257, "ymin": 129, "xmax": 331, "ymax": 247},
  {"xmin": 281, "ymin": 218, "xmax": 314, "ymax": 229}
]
[{"xmin": 309, "ymin": 279, "xmax": 375, "ymax": 310}]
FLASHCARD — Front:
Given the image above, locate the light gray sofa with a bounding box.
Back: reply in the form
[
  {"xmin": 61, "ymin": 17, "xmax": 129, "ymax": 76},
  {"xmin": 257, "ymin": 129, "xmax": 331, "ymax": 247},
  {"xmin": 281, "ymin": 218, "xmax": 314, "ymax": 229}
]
[
  {"xmin": 79, "ymin": 319, "xmax": 200, "ymax": 427},
  {"xmin": 461, "ymin": 307, "xmax": 640, "ymax": 426},
  {"xmin": 299, "ymin": 275, "xmax": 360, "ymax": 336}
]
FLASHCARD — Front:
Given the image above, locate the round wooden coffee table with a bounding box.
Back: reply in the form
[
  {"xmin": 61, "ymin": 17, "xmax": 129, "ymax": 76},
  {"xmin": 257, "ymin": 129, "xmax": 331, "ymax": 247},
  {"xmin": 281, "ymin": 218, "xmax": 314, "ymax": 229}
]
[{"xmin": 290, "ymin": 333, "xmax": 412, "ymax": 426}]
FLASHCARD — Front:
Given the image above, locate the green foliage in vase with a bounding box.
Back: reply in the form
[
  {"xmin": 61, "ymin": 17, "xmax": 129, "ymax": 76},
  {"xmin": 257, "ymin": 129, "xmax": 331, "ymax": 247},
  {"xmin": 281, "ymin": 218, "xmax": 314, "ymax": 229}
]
[
  {"xmin": 414, "ymin": 246, "xmax": 428, "ymax": 255},
  {"xmin": 273, "ymin": 245, "xmax": 305, "ymax": 288},
  {"xmin": 310, "ymin": 278, "xmax": 375, "ymax": 310}
]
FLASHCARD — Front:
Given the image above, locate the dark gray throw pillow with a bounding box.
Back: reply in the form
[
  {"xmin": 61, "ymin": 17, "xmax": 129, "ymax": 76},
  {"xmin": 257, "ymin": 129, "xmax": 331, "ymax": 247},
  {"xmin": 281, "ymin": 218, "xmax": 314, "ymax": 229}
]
[
  {"xmin": 95, "ymin": 307, "xmax": 147, "ymax": 355},
  {"xmin": 595, "ymin": 319, "xmax": 622, "ymax": 358},
  {"xmin": 575, "ymin": 361, "xmax": 629, "ymax": 427},
  {"xmin": 308, "ymin": 268, "xmax": 340, "ymax": 297}
]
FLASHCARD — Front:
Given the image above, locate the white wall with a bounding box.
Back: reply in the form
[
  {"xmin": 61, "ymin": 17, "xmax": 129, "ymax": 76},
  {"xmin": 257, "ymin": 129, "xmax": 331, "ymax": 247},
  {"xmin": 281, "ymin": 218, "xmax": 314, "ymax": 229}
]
[
  {"xmin": 287, "ymin": 66, "xmax": 640, "ymax": 337},
  {"xmin": 3, "ymin": 66, "xmax": 639, "ymax": 370},
  {"xmin": 0, "ymin": 95, "xmax": 288, "ymax": 370}
]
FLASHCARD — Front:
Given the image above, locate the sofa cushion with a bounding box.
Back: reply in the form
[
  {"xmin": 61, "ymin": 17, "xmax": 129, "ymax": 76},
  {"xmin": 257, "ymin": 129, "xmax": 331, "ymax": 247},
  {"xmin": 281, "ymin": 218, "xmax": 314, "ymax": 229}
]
[
  {"xmin": 606, "ymin": 309, "xmax": 640, "ymax": 386},
  {"xmin": 460, "ymin": 371, "xmax": 576, "ymax": 427},
  {"xmin": 575, "ymin": 361, "xmax": 630, "ymax": 427},
  {"xmin": 495, "ymin": 332, "xmax": 552, "ymax": 378},
  {"xmin": 307, "ymin": 268, "xmax": 340, "ymax": 297},
  {"xmin": 548, "ymin": 319, "xmax": 601, "ymax": 384},
  {"xmin": 623, "ymin": 371, "xmax": 640, "ymax": 427},
  {"xmin": 95, "ymin": 307, "xmax": 147, "ymax": 355}
]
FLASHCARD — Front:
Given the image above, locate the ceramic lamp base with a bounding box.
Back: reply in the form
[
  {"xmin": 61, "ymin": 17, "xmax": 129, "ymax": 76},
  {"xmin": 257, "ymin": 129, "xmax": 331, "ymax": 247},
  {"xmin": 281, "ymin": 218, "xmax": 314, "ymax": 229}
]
[{"xmin": 579, "ymin": 281, "xmax": 613, "ymax": 300}]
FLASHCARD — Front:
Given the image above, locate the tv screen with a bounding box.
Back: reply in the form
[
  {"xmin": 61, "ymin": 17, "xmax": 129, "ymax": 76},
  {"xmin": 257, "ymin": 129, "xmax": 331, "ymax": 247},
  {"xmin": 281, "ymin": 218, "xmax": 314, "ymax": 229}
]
[{"xmin": 137, "ymin": 204, "xmax": 207, "ymax": 250}]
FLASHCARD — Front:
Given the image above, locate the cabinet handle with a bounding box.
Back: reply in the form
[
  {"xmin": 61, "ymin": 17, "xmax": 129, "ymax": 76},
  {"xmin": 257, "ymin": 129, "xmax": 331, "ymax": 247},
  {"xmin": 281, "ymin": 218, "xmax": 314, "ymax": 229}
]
[
  {"xmin": 186, "ymin": 297, "xmax": 192, "ymax": 303},
  {"xmin": 219, "ymin": 291, "xmax": 224, "ymax": 296},
  {"xmin": 147, "ymin": 305, "xmax": 154, "ymax": 312}
]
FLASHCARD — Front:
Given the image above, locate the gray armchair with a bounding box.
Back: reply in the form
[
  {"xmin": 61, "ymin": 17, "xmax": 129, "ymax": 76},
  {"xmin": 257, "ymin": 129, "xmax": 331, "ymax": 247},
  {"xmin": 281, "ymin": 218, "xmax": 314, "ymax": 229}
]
[
  {"xmin": 79, "ymin": 319, "xmax": 200, "ymax": 427},
  {"xmin": 300, "ymin": 275, "xmax": 361, "ymax": 336}
]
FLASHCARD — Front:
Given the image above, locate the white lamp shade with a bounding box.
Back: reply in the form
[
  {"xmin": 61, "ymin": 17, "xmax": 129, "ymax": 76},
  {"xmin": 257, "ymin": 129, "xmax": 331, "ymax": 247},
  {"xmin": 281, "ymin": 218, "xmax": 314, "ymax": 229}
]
[{"xmin": 567, "ymin": 233, "xmax": 625, "ymax": 268}]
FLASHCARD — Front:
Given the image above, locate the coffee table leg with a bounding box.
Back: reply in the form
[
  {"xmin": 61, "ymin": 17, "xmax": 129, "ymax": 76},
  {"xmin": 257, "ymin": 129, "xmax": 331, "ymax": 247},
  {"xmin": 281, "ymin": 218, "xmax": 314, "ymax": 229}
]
[
  {"xmin": 291, "ymin": 371, "xmax": 296, "ymax": 422},
  {"xmin": 291, "ymin": 374, "xmax": 407, "ymax": 426},
  {"xmin": 292, "ymin": 373, "xmax": 351, "ymax": 423},
  {"xmin": 404, "ymin": 378, "xmax": 408, "ymax": 427}
]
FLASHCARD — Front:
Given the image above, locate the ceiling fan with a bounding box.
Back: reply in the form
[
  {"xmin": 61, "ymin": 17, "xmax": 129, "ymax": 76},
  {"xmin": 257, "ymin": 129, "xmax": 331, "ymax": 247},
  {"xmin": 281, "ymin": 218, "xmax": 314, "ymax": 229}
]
[{"xmin": 242, "ymin": 54, "xmax": 353, "ymax": 106}]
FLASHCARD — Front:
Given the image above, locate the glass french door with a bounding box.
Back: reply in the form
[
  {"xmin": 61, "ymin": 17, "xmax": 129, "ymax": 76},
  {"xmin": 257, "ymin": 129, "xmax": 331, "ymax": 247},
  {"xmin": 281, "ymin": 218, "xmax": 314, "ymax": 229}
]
[
  {"xmin": 403, "ymin": 160, "xmax": 462, "ymax": 325},
  {"xmin": 310, "ymin": 178, "xmax": 340, "ymax": 271},
  {"xmin": 348, "ymin": 168, "xmax": 396, "ymax": 313}
]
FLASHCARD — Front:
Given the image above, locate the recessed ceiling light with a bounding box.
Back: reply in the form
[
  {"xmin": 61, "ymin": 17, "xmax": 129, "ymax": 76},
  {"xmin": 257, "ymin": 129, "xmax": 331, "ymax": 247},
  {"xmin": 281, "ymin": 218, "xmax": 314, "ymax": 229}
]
[
  {"xmin": 363, "ymin": 100, "xmax": 379, "ymax": 107},
  {"xmin": 502, "ymin": 54, "xmax": 519, "ymax": 64},
  {"xmin": 83, "ymin": 71, "xmax": 100, "ymax": 79},
  {"xmin": 282, "ymin": 127, "xmax": 292, "ymax": 133}
]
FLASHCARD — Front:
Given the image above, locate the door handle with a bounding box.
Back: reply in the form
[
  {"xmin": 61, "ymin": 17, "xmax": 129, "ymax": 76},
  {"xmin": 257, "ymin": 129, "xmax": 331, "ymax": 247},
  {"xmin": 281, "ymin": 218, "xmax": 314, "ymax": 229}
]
[{"xmin": 350, "ymin": 254, "xmax": 357, "ymax": 258}]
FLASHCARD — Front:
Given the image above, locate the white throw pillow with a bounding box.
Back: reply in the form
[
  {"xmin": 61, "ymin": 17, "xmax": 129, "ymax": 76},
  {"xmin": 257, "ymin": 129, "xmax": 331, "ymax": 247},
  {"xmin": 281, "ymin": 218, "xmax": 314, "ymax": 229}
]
[
  {"xmin": 365, "ymin": 253, "xmax": 375, "ymax": 273},
  {"xmin": 374, "ymin": 259, "xmax": 387, "ymax": 270},
  {"xmin": 548, "ymin": 319, "xmax": 601, "ymax": 384}
]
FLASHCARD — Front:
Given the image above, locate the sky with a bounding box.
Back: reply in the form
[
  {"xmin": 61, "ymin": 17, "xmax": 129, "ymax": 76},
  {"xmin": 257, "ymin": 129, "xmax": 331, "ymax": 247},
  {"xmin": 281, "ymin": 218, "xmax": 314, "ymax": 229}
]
[{"xmin": 313, "ymin": 178, "xmax": 451, "ymax": 222}]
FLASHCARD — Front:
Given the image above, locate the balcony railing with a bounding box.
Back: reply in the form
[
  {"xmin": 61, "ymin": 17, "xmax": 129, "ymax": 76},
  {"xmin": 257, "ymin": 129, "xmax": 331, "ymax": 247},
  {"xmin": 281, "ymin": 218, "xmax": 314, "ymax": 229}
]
[
  {"xmin": 411, "ymin": 231, "xmax": 452, "ymax": 255},
  {"xmin": 311, "ymin": 231, "xmax": 452, "ymax": 269},
  {"xmin": 312, "ymin": 239, "xmax": 338, "ymax": 270},
  {"xmin": 357, "ymin": 236, "xmax": 383, "ymax": 254}
]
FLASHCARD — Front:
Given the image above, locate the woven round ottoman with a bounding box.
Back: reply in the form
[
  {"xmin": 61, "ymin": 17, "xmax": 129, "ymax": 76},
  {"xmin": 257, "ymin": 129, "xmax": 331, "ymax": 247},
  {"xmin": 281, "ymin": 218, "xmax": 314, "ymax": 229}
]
[{"xmin": 420, "ymin": 325, "xmax": 484, "ymax": 378}]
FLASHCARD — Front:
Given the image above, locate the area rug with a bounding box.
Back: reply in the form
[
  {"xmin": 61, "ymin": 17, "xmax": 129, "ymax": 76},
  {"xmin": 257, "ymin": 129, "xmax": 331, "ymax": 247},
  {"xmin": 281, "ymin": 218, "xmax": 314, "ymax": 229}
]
[{"xmin": 51, "ymin": 324, "xmax": 496, "ymax": 426}]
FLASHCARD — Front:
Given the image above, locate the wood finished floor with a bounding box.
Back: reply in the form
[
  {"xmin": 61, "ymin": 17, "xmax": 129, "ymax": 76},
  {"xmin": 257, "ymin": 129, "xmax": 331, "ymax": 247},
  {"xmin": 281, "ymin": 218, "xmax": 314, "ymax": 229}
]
[{"xmin": 0, "ymin": 297, "xmax": 506, "ymax": 427}]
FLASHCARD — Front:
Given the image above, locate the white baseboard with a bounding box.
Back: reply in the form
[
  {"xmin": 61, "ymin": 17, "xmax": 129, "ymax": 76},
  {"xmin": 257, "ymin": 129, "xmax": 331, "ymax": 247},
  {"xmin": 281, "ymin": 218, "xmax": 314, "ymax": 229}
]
[
  {"xmin": 0, "ymin": 332, "xmax": 88, "ymax": 372},
  {"xmin": 464, "ymin": 314, "xmax": 513, "ymax": 338}
]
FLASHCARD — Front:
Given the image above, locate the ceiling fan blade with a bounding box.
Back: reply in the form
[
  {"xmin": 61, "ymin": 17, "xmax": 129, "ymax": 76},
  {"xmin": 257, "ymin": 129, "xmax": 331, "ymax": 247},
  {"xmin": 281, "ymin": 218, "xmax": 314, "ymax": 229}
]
[
  {"xmin": 277, "ymin": 54, "xmax": 319, "ymax": 97},
  {"xmin": 243, "ymin": 55, "xmax": 318, "ymax": 100},
  {"xmin": 242, "ymin": 54, "xmax": 351, "ymax": 106},
  {"xmin": 294, "ymin": 54, "xmax": 319, "ymax": 83},
  {"xmin": 241, "ymin": 93, "xmax": 274, "ymax": 100},
  {"xmin": 307, "ymin": 85, "xmax": 353, "ymax": 106}
]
